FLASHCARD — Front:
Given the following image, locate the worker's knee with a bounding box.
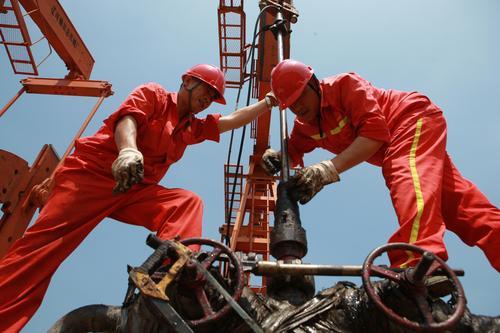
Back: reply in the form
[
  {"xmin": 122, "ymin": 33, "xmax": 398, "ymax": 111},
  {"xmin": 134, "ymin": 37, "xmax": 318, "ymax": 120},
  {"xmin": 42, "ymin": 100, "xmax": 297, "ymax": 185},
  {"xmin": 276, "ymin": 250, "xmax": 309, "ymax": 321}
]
[{"xmin": 176, "ymin": 188, "xmax": 204, "ymax": 210}]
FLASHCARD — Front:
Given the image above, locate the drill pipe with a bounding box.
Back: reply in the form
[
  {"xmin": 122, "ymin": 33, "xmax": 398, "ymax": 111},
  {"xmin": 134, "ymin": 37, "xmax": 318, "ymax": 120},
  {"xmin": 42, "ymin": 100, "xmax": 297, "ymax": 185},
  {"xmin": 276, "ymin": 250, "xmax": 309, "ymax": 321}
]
[{"xmin": 253, "ymin": 261, "xmax": 465, "ymax": 277}]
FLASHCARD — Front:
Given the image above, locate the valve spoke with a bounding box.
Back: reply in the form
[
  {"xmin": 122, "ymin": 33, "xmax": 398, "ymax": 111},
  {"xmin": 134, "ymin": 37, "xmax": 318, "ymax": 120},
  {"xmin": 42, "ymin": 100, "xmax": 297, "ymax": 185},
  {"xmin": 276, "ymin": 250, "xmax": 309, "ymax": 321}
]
[
  {"xmin": 178, "ymin": 237, "xmax": 253, "ymax": 327},
  {"xmin": 370, "ymin": 264, "xmax": 402, "ymax": 282},
  {"xmin": 194, "ymin": 286, "xmax": 215, "ymax": 316},
  {"xmin": 202, "ymin": 247, "xmax": 223, "ymax": 270},
  {"xmin": 414, "ymin": 294, "xmax": 435, "ymax": 325},
  {"xmin": 363, "ymin": 243, "xmax": 465, "ymax": 331},
  {"xmin": 426, "ymin": 260, "xmax": 442, "ymax": 277}
]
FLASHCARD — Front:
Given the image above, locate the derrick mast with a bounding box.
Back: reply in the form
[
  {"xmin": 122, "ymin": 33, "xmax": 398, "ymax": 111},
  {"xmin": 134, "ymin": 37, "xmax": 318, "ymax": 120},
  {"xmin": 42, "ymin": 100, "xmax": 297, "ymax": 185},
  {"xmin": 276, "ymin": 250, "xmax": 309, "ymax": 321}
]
[{"xmin": 217, "ymin": 0, "xmax": 299, "ymax": 293}]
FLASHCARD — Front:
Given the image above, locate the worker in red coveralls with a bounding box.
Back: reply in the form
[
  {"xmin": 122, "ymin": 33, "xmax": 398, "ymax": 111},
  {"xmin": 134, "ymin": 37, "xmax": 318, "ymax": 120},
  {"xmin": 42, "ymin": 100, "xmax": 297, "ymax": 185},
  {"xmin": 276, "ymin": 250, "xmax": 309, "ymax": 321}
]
[
  {"xmin": 262, "ymin": 59, "xmax": 499, "ymax": 271},
  {"xmin": 0, "ymin": 64, "xmax": 278, "ymax": 332}
]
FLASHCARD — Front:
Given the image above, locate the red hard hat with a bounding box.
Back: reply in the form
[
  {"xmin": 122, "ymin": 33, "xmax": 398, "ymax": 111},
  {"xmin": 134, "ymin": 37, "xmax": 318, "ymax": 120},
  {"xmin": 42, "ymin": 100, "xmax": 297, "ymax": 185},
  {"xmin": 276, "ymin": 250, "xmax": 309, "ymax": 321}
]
[
  {"xmin": 182, "ymin": 64, "xmax": 226, "ymax": 105},
  {"xmin": 271, "ymin": 59, "xmax": 314, "ymax": 110}
]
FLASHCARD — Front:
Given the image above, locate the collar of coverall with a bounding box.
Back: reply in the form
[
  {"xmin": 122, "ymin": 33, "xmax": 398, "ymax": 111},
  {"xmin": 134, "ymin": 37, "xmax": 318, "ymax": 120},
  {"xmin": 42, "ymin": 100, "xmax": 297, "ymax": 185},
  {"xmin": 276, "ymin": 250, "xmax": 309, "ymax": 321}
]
[
  {"xmin": 318, "ymin": 80, "xmax": 327, "ymax": 109},
  {"xmin": 174, "ymin": 81, "xmax": 197, "ymax": 133},
  {"xmin": 173, "ymin": 110, "xmax": 194, "ymax": 136},
  {"xmin": 308, "ymin": 79, "xmax": 324, "ymax": 138}
]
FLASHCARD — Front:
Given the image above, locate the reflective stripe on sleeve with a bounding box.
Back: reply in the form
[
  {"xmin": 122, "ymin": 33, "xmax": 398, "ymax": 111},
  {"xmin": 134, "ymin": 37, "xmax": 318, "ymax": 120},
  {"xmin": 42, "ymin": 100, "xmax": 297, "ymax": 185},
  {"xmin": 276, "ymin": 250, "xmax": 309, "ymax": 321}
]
[{"xmin": 310, "ymin": 116, "xmax": 349, "ymax": 140}]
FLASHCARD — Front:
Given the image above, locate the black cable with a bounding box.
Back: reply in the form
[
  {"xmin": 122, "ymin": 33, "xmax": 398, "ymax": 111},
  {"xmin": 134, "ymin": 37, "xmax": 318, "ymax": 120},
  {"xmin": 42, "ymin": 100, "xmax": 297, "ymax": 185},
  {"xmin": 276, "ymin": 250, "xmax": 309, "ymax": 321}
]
[
  {"xmin": 225, "ymin": 6, "xmax": 274, "ymax": 166},
  {"xmin": 224, "ymin": 5, "xmax": 277, "ymax": 246},
  {"xmin": 224, "ymin": 24, "xmax": 269, "ymax": 169}
]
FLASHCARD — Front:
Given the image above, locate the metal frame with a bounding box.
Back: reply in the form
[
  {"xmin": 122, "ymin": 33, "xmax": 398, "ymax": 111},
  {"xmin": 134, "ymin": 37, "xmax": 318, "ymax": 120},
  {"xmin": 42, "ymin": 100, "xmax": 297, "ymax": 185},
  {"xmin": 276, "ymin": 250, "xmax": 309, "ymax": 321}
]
[
  {"xmin": 218, "ymin": 0, "xmax": 247, "ymax": 88},
  {"xmin": 0, "ymin": 145, "xmax": 59, "ymax": 258},
  {"xmin": 0, "ymin": 0, "xmax": 38, "ymax": 75},
  {"xmin": 0, "ymin": 83, "xmax": 112, "ymax": 256},
  {"xmin": 219, "ymin": 1, "xmax": 294, "ymax": 293},
  {"xmin": 17, "ymin": 0, "xmax": 94, "ymax": 79},
  {"xmin": 1, "ymin": 0, "xmax": 113, "ymax": 256}
]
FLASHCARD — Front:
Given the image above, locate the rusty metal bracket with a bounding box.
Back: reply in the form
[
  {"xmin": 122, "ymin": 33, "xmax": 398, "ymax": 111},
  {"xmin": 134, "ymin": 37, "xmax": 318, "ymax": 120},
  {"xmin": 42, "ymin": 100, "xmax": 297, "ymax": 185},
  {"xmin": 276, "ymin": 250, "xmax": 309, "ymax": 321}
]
[
  {"xmin": 127, "ymin": 235, "xmax": 251, "ymax": 330},
  {"xmin": 142, "ymin": 236, "xmax": 247, "ymax": 328},
  {"xmin": 129, "ymin": 240, "xmax": 192, "ymax": 301},
  {"xmin": 0, "ymin": 145, "xmax": 59, "ymax": 258}
]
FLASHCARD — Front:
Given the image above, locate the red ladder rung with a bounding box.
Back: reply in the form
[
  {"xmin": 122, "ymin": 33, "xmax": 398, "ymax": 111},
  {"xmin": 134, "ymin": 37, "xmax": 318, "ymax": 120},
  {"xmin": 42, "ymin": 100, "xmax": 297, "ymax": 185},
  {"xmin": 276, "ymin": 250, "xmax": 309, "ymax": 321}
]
[{"xmin": 0, "ymin": 0, "xmax": 38, "ymax": 75}]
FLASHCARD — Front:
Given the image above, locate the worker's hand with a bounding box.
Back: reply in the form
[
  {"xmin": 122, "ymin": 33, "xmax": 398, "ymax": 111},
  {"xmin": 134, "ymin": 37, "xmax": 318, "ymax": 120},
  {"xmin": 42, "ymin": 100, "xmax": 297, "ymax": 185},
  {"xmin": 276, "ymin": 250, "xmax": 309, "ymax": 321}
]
[
  {"xmin": 265, "ymin": 91, "xmax": 279, "ymax": 109},
  {"xmin": 289, "ymin": 160, "xmax": 340, "ymax": 204},
  {"xmin": 30, "ymin": 177, "xmax": 54, "ymax": 207},
  {"xmin": 111, "ymin": 147, "xmax": 144, "ymax": 194},
  {"xmin": 261, "ymin": 148, "xmax": 281, "ymax": 175}
]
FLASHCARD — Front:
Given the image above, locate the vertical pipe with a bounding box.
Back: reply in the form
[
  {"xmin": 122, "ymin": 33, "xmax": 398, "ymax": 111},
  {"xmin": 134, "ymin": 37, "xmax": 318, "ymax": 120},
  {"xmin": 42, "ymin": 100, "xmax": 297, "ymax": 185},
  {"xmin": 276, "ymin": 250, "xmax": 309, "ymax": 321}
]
[
  {"xmin": 275, "ymin": 11, "xmax": 285, "ymax": 62},
  {"xmin": 270, "ymin": 7, "xmax": 307, "ymax": 260},
  {"xmin": 268, "ymin": 3, "xmax": 314, "ymax": 303},
  {"xmin": 275, "ymin": 10, "xmax": 290, "ymax": 181},
  {"xmin": 0, "ymin": 86, "xmax": 26, "ymax": 118}
]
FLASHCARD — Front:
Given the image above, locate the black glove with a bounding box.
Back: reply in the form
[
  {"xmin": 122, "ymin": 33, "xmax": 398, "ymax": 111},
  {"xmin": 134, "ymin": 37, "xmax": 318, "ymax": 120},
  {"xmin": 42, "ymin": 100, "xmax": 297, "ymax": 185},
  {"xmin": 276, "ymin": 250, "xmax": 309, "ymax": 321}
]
[
  {"xmin": 289, "ymin": 160, "xmax": 340, "ymax": 204},
  {"xmin": 261, "ymin": 148, "xmax": 281, "ymax": 175}
]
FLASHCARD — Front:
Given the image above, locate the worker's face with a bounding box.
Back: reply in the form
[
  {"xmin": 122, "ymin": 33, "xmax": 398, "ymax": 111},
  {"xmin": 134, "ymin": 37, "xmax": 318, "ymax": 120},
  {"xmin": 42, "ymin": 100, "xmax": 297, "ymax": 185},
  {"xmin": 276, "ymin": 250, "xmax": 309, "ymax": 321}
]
[
  {"xmin": 289, "ymin": 84, "xmax": 320, "ymax": 125},
  {"xmin": 180, "ymin": 77, "xmax": 218, "ymax": 115}
]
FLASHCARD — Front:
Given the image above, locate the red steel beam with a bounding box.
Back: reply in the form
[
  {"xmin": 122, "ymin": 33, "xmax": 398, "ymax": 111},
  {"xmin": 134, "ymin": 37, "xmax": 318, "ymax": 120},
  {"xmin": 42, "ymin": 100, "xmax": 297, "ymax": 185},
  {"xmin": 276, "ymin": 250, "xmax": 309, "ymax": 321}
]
[
  {"xmin": 59, "ymin": 95, "xmax": 106, "ymax": 160},
  {"xmin": 18, "ymin": 0, "xmax": 94, "ymax": 79},
  {"xmin": 0, "ymin": 86, "xmax": 26, "ymax": 118},
  {"xmin": 21, "ymin": 77, "xmax": 113, "ymax": 97}
]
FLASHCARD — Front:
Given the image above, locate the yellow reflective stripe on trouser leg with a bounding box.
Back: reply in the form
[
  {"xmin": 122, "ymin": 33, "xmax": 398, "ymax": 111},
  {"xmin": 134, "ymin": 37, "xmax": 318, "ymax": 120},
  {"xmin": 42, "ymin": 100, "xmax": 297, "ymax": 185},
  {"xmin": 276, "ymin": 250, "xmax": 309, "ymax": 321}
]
[{"xmin": 401, "ymin": 118, "xmax": 424, "ymax": 268}]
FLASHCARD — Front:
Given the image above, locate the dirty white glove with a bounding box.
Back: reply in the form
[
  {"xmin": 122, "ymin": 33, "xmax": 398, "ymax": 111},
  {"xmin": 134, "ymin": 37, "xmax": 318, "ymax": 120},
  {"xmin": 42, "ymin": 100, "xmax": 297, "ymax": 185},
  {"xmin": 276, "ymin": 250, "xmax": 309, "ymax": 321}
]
[
  {"xmin": 264, "ymin": 91, "xmax": 279, "ymax": 109},
  {"xmin": 111, "ymin": 147, "xmax": 144, "ymax": 194},
  {"xmin": 261, "ymin": 148, "xmax": 282, "ymax": 175},
  {"xmin": 289, "ymin": 160, "xmax": 340, "ymax": 204}
]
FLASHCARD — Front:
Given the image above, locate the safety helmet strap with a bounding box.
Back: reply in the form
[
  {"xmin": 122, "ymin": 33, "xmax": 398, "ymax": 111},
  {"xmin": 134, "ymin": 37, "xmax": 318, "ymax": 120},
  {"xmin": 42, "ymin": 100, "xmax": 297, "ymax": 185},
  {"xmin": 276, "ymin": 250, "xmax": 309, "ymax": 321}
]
[{"xmin": 181, "ymin": 79, "xmax": 202, "ymax": 114}]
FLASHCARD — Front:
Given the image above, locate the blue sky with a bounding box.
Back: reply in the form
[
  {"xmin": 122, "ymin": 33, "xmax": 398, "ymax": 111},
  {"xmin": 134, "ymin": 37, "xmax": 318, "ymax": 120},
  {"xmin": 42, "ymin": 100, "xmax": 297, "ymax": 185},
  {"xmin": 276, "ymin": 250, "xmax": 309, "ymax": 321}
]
[{"xmin": 0, "ymin": 1, "xmax": 498, "ymax": 331}]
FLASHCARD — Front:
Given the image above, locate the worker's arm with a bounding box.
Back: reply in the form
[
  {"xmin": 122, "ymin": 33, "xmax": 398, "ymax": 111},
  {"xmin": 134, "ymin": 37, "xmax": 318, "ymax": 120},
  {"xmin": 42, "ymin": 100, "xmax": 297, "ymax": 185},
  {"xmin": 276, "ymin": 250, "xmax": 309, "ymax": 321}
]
[
  {"xmin": 217, "ymin": 94, "xmax": 276, "ymax": 134},
  {"xmin": 290, "ymin": 136, "xmax": 383, "ymax": 204},
  {"xmin": 331, "ymin": 136, "xmax": 384, "ymax": 173},
  {"xmin": 115, "ymin": 115, "xmax": 139, "ymax": 150},
  {"xmin": 112, "ymin": 115, "xmax": 144, "ymax": 194}
]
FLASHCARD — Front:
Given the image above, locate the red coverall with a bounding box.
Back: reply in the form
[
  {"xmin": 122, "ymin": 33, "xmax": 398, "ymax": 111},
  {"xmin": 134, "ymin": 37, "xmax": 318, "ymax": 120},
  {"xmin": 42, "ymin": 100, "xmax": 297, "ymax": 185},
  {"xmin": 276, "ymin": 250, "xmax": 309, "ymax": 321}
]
[
  {"xmin": 0, "ymin": 83, "xmax": 221, "ymax": 332},
  {"xmin": 288, "ymin": 73, "xmax": 500, "ymax": 270}
]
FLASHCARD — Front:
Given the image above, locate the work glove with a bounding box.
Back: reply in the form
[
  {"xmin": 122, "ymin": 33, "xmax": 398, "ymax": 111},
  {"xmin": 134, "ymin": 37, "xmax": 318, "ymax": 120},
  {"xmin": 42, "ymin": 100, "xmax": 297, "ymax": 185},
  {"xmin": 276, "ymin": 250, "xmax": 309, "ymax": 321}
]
[
  {"xmin": 111, "ymin": 147, "xmax": 144, "ymax": 194},
  {"xmin": 289, "ymin": 160, "xmax": 340, "ymax": 204},
  {"xmin": 264, "ymin": 91, "xmax": 279, "ymax": 109},
  {"xmin": 261, "ymin": 148, "xmax": 282, "ymax": 176}
]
